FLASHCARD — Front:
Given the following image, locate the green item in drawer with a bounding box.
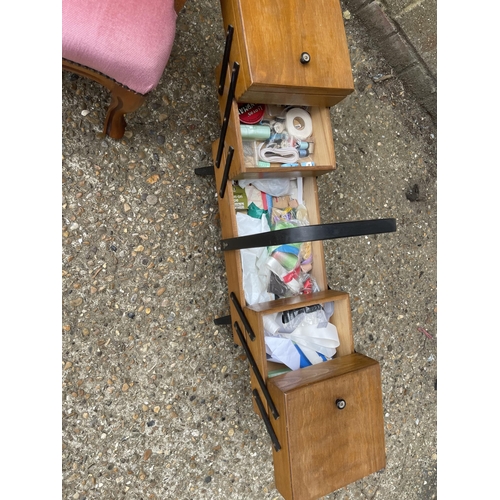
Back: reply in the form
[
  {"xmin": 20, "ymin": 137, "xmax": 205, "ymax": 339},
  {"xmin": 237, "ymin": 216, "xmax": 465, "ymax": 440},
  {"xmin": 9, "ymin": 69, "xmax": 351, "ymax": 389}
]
[
  {"xmin": 268, "ymin": 366, "xmax": 292, "ymax": 378},
  {"xmin": 233, "ymin": 184, "xmax": 248, "ymax": 210},
  {"xmin": 247, "ymin": 202, "xmax": 267, "ymax": 219}
]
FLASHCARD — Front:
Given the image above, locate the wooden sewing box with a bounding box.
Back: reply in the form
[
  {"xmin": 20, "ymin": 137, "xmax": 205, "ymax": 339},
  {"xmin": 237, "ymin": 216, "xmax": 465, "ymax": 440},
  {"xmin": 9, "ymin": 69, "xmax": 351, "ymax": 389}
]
[{"xmin": 197, "ymin": 1, "xmax": 396, "ymax": 498}]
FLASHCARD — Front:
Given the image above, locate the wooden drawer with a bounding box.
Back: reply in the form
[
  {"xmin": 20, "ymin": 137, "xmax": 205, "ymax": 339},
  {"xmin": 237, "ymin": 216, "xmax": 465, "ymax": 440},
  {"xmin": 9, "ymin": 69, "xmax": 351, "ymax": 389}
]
[
  {"xmin": 215, "ymin": 63, "xmax": 337, "ymax": 180},
  {"xmin": 219, "ymin": 0, "xmax": 354, "ymax": 107},
  {"xmin": 210, "ymin": 154, "xmax": 332, "ymax": 344},
  {"xmin": 267, "ymin": 353, "xmax": 386, "ymax": 500},
  {"xmin": 244, "ymin": 290, "xmax": 355, "ymax": 382},
  {"xmin": 242, "ymin": 290, "xmax": 355, "ymax": 418},
  {"xmin": 231, "ymin": 288, "xmax": 386, "ymax": 500}
]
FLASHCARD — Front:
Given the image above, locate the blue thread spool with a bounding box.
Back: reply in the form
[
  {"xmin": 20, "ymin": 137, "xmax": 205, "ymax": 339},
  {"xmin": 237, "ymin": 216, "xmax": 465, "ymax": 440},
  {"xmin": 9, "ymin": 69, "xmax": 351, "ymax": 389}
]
[
  {"xmin": 299, "ymin": 149, "xmax": 309, "ymax": 158},
  {"xmin": 269, "ymin": 133, "xmax": 284, "ymax": 143},
  {"xmin": 297, "ymin": 140, "xmax": 309, "ymax": 150}
]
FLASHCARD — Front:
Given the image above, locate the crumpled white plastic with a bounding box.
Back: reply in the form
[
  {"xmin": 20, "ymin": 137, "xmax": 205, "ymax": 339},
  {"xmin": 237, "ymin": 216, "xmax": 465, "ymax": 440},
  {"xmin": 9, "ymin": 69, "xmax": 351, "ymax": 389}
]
[
  {"xmin": 281, "ymin": 322, "xmax": 340, "ymax": 361},
  {"xmin": 236, "ymin": 212, "xmax": 274, "ymax": 305},
  {"xmin": 237, "ymin": 178, "xmax": 292, "ymax": 197}
]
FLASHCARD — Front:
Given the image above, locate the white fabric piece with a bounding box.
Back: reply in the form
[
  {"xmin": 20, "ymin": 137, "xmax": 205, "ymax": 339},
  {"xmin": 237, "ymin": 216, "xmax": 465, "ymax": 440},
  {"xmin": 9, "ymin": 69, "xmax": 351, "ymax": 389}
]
[{"xmin": 258, "ymin": 143, "xmax": 300, "ymax": 164}]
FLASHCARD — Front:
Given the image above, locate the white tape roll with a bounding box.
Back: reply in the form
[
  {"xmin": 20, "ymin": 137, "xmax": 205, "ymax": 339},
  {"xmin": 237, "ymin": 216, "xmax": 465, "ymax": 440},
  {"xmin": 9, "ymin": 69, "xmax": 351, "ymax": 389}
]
[{"xmin": 285, "ymin": 108, "xmax": 313, "ymax": 140}]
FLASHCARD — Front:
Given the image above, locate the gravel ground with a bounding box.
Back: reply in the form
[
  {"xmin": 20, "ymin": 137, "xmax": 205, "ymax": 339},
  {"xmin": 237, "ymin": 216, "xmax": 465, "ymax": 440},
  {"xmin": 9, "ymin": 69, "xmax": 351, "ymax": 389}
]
[{"xmin": 60, "ymin": 1, "xmax": 437, "ymax": 499}]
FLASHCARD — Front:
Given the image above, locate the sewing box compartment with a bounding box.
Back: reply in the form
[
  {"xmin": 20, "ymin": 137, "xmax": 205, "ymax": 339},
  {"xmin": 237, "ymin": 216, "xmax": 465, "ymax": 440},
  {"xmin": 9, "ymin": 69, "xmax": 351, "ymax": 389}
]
[
  {"xmin": 219, "ymin": 0, "xmax": 355, "ymax": 107},
  {"xmin": 215, "ymin": 63, "xmax": 337, "ymax": 180}
]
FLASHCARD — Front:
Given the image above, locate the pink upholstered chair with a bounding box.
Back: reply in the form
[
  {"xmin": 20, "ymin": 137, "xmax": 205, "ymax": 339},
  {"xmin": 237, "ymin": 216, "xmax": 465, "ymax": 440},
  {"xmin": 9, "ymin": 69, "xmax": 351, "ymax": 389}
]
[{"xmin": 62, "ymin": 0, "xmax": 187, "ymax": 139}]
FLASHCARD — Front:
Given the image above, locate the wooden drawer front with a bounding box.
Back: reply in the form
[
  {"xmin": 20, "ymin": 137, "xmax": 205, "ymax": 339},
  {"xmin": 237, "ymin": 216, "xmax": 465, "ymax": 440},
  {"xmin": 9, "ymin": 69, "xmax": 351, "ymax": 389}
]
[
  {"xmin": 215, "ymin": 64, "xmax": 336, "ymax": 180},
  {"xmin": 268, "ymin": 353, "xmax": 386, "ymax": 500},
  {"xmin": 241, "ymin": 290, "xmax": 354, "ymax": 418},
  {"xmin": 219, "ymin": 0, "xmax": 354, "ymax": 107}
]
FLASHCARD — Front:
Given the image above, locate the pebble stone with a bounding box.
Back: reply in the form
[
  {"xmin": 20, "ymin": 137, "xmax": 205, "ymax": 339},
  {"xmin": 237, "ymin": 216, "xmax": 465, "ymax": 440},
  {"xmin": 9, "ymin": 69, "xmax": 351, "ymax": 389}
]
[{"xmin": 146, "ymin": 194, "xmax": 158, "ymax": 205}]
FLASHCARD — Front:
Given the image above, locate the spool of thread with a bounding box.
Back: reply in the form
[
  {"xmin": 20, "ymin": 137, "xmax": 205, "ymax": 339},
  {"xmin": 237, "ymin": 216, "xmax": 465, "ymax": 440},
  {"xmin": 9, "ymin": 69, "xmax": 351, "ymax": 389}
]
[
  {"xmin": 272, "ymin": 251, "xmax": 299, "ymax": 271},
  {"xmin": 297, "ymin": 140, "xmax": 309, "ymax": 150},
  {"xmin": 299, "ymin": 149, "xmax": 309, "ymax": 158},
  {"xmin": 240, "ymin": 125, "xmax": 271, "ymax": 140},
  {"xmin": 285, "ymin": 108, "xmax": 313, "ymax": 140},
  {"xmin": 273, "ymin": 121, "xmax": 285, "ymax": 133}
]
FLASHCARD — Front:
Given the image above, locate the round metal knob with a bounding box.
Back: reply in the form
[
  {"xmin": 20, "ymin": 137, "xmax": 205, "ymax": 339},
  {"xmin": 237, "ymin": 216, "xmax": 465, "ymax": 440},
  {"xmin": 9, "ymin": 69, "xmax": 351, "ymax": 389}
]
[
  {"xmin": 336, "ymin": 399, "xmax": 346, "ymax": 410},
  {"xmin": 300, "ymin": 52, "xmax": 311, "ymax": 64}
]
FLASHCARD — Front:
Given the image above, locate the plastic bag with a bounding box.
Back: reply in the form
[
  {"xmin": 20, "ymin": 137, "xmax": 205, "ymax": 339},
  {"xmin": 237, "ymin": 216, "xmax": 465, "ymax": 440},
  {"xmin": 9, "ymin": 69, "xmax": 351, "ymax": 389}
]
[
  {"xmin": 236, "ymin": 212, "xmax": 274, "ymax": 305},
  {"xmin": 264, "ymin": 302, "xmax": 334, "ymax": 336},
  {"xmin": 281, "ymin": 322, "xmax": 340, "ymax": 360},
  {"xmin": 263, "ymin": 303, "xmax": 340, "ymax": 370},
  {"xmin": 263, "ymin": 302, "xmax": 338, "ymax": 368},
  {"xmin": 237, "ymin": 178, "xmax": 292, "ymax": 197}
]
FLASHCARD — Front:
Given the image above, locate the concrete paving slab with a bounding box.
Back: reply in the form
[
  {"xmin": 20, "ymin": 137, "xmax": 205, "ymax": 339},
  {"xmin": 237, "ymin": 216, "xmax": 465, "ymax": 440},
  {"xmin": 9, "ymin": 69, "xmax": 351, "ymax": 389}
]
[{"xmin": 61, "ymin": 1, "xmax": 437, "ymax": 499}]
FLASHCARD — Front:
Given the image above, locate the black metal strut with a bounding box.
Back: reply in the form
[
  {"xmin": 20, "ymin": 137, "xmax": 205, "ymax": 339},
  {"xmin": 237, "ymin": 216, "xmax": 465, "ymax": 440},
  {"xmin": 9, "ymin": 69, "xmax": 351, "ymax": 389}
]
[
  {"xmin": 194, "ymin": 165, "xmax": 215, "ymax": 176},
  {"xmin": 219, "ymin": 146, "xmax": 234, "ymax": 199},
  {"xmin": 215, "ymin": 61, "xmax": 240, "ymax": 170},
  {"xmin": 218, "ymin": 25, "xmax": 234, "ymax": 96},
  {"xmin": 234, "ymin": 321, "xmax": 279, "ymax": 420},
  {"xmin": 253, "ymin": 389, "xmax": 281, "ymax": 452},
  {"xmin": 213, "ymin": 315, "xmax": 231, "ymax": 325},
  {"xmin": 221, "ymin": 218, "xmax": 397, "ymax": 251},
  {"xmin": 230, "ymin": 292, "xmax": 255, "ymax": 341}
]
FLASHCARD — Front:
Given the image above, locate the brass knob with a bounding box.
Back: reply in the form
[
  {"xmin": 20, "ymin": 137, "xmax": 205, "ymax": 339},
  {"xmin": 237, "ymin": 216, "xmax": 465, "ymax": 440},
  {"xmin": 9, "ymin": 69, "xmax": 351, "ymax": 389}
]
[{"xmin": 336, "ymin": 399, "xmax": 346, "ymax": 410}]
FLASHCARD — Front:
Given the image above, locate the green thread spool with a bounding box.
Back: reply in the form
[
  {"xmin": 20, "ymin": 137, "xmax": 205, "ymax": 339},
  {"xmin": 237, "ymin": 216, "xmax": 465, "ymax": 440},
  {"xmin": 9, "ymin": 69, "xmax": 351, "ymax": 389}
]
[{"xmin": 240, "ymin": 124, "xmax": 271, "ymax": 140}]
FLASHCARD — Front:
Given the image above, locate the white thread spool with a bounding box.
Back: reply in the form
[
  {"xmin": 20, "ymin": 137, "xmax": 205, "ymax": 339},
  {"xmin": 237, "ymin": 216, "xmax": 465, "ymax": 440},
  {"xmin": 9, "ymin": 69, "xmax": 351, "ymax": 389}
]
[
  {"xmin": 273, "ymin": 121, "xmax": 285, "ymax": 133},
  {"xmin": 285, "ymin": 108, "xmax": 313, "ymax": 140}
]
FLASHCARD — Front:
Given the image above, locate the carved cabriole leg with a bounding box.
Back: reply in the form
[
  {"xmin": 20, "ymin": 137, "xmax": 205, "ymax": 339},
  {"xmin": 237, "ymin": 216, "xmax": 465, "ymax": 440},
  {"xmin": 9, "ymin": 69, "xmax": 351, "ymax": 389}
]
[
  {"xmin": 104, "ymin": 82, "xmax": 145, "ymax": 139},
  {"xmin": 62, "ymin": 59, "xmax": 146, "ymax": 139}
]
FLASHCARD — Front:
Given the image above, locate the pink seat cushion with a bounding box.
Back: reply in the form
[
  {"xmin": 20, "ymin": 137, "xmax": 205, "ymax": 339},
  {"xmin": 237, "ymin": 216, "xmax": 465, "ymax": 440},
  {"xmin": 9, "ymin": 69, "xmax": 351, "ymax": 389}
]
[{"xmin": 63, "ymin": 0, "xmax": 178, "ymax": 95}]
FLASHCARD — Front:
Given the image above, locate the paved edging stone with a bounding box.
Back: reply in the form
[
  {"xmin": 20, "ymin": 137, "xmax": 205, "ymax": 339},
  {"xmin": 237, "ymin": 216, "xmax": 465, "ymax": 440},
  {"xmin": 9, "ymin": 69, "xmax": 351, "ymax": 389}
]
[{"xmin": 344, "ymin": 0, "xmax": 437, "ymax": 122}]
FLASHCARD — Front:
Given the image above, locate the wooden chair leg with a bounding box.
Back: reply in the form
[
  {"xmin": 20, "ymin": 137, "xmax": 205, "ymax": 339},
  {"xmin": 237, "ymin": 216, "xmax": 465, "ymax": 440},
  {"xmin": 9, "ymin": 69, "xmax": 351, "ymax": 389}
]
[
  {"xmin": 104, "ymin": 83, "xmax": 145, "ymax": 139},
  {"xmin": 63, "ymin": 59, "xmax": 146, "ymax": 139}
]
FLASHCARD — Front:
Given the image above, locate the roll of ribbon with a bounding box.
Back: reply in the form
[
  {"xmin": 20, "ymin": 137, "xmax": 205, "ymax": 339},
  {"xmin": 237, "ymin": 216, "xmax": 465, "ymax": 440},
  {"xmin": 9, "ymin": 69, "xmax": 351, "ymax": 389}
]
[
  {"xmin": 285, "ymin": 108, "xmax": 313, "ymax": 140},
  {"xmin": 240, "ymin": 125, "xmax": 271, "ymax": 140},
  {"xmin": 238, "ymin": 103, "xmax": 265, "ymax": 124},
  {"xmin": 258, "ymin": 143, "xmax": 300, "ymax": 164}
]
